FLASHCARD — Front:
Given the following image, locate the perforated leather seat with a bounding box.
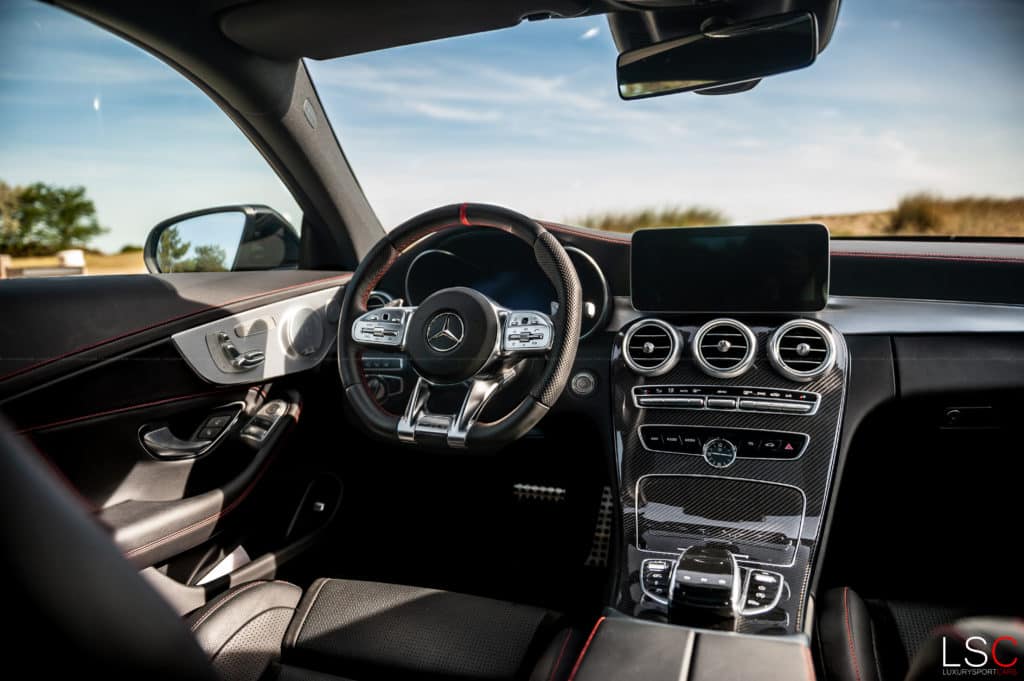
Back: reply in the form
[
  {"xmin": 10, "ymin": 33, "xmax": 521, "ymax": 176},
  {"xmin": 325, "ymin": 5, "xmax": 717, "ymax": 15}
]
[
  {"xmin": 815, "ymin": 587, "xmax": 1022, "ymax": 681},
  {"xmin": 186, "ymin": 577, "xmax": 583, "ymax": 681},
  {"xmin": 0, "ymin": 418, "xmax": 582, "ymax": 681}
]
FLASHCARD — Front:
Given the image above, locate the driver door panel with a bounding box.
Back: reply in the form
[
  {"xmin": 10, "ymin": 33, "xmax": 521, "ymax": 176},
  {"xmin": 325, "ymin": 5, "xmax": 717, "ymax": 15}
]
[{"xmin": 0, "ymin": 272, "xmax": 348, "ymax": 571}]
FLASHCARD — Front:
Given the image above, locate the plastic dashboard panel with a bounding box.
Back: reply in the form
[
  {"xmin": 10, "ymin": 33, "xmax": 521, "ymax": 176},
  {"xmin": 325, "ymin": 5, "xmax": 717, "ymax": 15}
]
[{"xmin": 613, "ymin": 324, "xmax": 847, "ymax": 634}]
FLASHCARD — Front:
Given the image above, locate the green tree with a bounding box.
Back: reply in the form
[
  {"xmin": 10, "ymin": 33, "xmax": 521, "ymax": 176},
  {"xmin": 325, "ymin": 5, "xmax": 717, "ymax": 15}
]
[
  {"xmin": 18, "ymin": 182, "xmax": 107, "ymax": 251},
  {"xmin": 0, "ymin": 181, "xmax": 28, "ymax": 254},
  {"xmin": 157, "ymin": 226, "xmax": 191, "ymax": 272},
  {"xmin": 193, "ymin": 244, "xmax": 228, "ymax": 272}
]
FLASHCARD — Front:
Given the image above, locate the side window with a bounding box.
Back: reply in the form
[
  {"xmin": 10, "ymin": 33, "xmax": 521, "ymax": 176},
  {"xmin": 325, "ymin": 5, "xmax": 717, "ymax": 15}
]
[{"xmin": 0, "ymin": 1, "xmax": 303, "ymax": 279}]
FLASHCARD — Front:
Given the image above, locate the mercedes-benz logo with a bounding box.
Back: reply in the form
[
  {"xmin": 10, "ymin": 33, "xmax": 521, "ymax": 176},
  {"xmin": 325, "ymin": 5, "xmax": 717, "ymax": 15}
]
[{"xmin": 425, "ymin": 312, "xmax": 465, "ymax": 353}]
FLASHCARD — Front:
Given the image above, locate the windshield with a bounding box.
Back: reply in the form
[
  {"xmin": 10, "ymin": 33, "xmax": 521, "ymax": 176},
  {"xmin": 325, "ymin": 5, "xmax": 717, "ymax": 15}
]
[{"xmin": 307, "ymin": 0, "xmax": 1024, "ymax": 238}]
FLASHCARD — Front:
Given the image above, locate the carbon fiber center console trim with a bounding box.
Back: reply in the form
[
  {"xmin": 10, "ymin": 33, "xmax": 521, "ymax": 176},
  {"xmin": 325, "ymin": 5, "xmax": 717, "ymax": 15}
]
[{"xmin": 612, "ymin": 321, "xmax": 847, "ymax": 635}]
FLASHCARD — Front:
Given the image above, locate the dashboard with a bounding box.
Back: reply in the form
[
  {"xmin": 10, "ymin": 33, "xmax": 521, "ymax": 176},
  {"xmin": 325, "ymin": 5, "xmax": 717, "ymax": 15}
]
[
  {"xmin": 357, "ymin": 218, "xmax": 1024, "ymax": 637},
  {"xmin": 373, "ymin": 228, "xmax": 612, "ymax": 340}
]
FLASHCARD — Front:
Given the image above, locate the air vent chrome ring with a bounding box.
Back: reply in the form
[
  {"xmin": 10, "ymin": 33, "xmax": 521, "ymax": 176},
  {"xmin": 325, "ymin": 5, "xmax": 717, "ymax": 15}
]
[
  {"xmin": 693, "ymin": 318, "xmax": 757, "ymax": 379},
  {"xmin": 768, "ymin": 319, "xmax": 836, "ymax": 383},
  {"xmin": 622, "ymin": 319, "xmax": 682, "ymax": 376}
]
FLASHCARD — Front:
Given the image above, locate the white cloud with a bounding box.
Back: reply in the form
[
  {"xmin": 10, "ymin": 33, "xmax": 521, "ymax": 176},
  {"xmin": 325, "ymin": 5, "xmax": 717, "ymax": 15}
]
[
  {"xmin": 410, "ymin": 101, "xmax": 501, "ymax": 122},
  {"xmin": 580, "ymin": 27, "xmax": 600, "ymax": 40}
]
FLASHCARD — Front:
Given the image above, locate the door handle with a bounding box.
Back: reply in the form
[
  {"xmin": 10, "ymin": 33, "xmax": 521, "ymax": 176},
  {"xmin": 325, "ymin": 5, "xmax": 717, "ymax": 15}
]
[
  {"xmin": 216, "ymin": 332, "xmax": 265, "ymax": 370},
  {"xmin": 141, "ymin": 427, "xmax": 212, "ymax": 459}
]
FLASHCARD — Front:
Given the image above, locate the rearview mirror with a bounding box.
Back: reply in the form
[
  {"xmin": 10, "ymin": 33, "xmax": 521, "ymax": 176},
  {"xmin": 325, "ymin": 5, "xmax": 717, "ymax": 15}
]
[
  {"xmin": 616, "ymin": 11, "xmax": 818, "ymax": 100},
  {"xmin": 144, "ymin": 205, "xmax": 300, "ymax": 273}
]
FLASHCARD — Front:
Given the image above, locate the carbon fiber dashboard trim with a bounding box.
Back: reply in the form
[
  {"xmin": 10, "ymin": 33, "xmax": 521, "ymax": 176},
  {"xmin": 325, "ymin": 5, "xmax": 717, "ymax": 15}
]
[
  {"xmin": 635, "ymin": 474, "xmax": 807, "ymax": 568},
  {"xmin": 612, "ymin": 320, "xmax": 847, "ymax": 635}
]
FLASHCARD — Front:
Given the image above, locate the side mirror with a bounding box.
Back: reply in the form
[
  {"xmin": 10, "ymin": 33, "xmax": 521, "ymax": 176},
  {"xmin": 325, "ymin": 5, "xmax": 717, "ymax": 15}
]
[
  {"xmin": 143, "ymin": 205, "xmax": 300, "ymax": 273},
  {"xmin": 616, "ymin": 11, "xmax": 818, "ymax": 100}
]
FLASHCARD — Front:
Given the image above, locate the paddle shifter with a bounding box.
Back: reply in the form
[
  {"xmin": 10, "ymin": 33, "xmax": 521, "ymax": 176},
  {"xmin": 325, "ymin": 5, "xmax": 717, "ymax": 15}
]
[{"xmin": 668, "ymin": 545, "xmax": 741, "ymax": 627}]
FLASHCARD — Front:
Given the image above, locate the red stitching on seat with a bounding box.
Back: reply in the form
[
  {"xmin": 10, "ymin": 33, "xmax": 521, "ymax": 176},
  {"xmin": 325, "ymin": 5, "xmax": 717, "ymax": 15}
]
[
  {"xmin": 459, "ymin": 202, "xmax": 471, "ymax": 226},
  {"xmin": 843, "ymin": 587, "xmax": 863, "ymax": 681},
  {"xmin": 547, "ymin": 629, "xmax": 573, "ymax": 681},
  {"xmin": 567, "ymin": 616, "xmax": 605, "ymax": 681},
  {"xmin": 0, "ymin": 273, "xmax": 352, "ymax": 383}
]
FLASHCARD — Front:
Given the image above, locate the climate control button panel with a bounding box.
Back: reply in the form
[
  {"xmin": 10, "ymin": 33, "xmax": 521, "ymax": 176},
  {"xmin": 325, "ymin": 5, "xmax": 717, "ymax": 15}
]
[{"xmin": 639, "ymin": 425, "xmax": 808, "ymax": 462}]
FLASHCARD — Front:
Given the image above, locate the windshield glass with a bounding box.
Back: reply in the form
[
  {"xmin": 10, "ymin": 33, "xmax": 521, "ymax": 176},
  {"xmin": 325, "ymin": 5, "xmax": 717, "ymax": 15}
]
[{"xmin": 308, "ymin": 0, "xmax": 1024, "ymax": 238}]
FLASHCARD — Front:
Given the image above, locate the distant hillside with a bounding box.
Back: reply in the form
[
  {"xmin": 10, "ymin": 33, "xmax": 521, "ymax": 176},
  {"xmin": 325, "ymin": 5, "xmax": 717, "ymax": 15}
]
[
  {"xmin": 570, "ymin": 195, "xmax": 1024, "ymax": 237},
  {"xmin": 571, "ymin": 206, "xmax": 726, "ymax": 233},
  {"xmin": 779, "ymin": 195, "xmax": 1024, "ymax": 238}
]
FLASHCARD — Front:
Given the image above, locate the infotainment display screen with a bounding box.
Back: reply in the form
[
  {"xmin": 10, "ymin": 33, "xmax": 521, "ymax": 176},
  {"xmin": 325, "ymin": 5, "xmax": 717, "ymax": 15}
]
[{"xmin": 630, "ymin": 224, "xmax": 829, "ymax": 312}]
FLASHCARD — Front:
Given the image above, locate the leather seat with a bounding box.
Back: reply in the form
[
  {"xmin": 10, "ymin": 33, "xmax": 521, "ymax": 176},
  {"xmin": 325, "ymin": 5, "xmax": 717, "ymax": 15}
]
[
  {"xmin": 0, "ymin": 418, "xmax": 581, "ymax": 681},
  {"xmin": 816, "ymin": 587, "xmax": 1022, "ymax": 681},
  {"xmin": 186, "ymin": 577, "xmax": 583, "ymax": 681}
]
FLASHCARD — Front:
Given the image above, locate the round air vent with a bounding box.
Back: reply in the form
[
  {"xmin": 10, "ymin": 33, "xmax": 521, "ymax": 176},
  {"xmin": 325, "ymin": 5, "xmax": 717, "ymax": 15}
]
[
  {"xmin": 366, "ymin": 290, "xmax": 393, "ymax": 310},
  {"xmin": 693, "ymin": 319, "xmax": 757, "ymax": 379},
  {"xmin": 622, "ymin": 319, "xmax": 681, "ymax": 376},
  {"xmin": 768, "ymin": 319, "xmax": 836, "ymax": 382}
]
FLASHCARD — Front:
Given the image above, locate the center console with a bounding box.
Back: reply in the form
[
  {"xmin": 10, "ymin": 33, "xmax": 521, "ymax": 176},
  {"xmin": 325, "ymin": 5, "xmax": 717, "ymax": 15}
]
[
  {"xmin": 612, "ymin": 225, "xmax": 846, "ymax": 637},
  {"xmin": 569, "ymin": 615, "xmax": 815, "ymax": 681},
  {"xmin": 613, "ymin": 316, "xmax": 846, "ymax": 635}
]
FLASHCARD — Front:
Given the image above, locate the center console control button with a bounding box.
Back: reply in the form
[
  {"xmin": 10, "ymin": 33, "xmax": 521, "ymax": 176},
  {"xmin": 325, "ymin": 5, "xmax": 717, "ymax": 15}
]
[
  {"xmin": 636, "ymin": 395, "xmax": 705, "ymax": 408},
  {"xmin": 640, "ymin": 427, "xmax": 702, "ymax": 454},
  {"xmin": 738, "ymin": 399, "xmax": 813, "ymax": 414},
  {"xmin": 739, "ymin": 569, "xmax": 785, "ymax": 616},
  {"xmin": 707, "ymin": 397, "xmax": 737, "ymax": 409},
  {"xmin": 639, "ymin": 425, "xmax": 808, "ymax": 460},
  {"xmin": 738, "ymin": 437, "xmax": 761, "ymax": 455},
  {"xmin": 641, "ymin": 559, "xmax": 673, "ymax": 603}
]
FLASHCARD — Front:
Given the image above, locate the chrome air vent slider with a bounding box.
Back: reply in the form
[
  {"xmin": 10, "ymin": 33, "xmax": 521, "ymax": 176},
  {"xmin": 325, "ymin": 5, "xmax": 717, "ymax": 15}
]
[
  {"xmin": 768, "ymin": 319, "xmax": 836, "ymax": 382},
  {"xmin": 632, "ymin": 385, "xmax": 820, "ymax": 415},
  {"xmin": 693, "ymin": 318, "xmax": 757, "ymax": 379},
  {"xmin": 622, "ymin": 319, "xmax": 682, "ymax": 376}
]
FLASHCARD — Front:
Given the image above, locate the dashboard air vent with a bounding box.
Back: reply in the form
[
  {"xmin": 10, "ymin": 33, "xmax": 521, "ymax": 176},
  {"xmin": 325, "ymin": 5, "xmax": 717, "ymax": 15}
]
[
  {"xmin": 693, "ymin": 319, "xmax": 757, "ymax": 379},
  {"xmin": 768, "ymin": 319, "xmax": 835, "ymax": 382},
  {"xmin": 623, "ymin": 319, "xmax": 681, "ymax": 376}
]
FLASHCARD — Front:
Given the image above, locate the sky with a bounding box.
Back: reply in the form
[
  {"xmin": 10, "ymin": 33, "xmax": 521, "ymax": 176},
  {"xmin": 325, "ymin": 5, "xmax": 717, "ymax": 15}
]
[{"xmin": 2, "ymin": 0, "xmax": 1023, "ymax": 253}]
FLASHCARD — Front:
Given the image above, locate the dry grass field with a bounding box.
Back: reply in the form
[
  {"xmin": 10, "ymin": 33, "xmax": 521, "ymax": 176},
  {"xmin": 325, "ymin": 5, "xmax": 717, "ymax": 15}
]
[
  {"xmin": 571, "ymin": 195, "xmax": 1024, "ymax": 238},
  {"xmin": 7, "ymin": 250, "xmax": 145, "ymax": 275},
  {"xmin": 782, "ymin": 195, "xmax": 1024, "ymax": 238},
  {"xmin": 5, "ymin": 195, "xmax": 1022, "ymax": 278}
]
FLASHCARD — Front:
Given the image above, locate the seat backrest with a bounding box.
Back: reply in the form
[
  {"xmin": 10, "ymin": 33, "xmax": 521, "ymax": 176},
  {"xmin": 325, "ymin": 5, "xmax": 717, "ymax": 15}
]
[{"xmin": 0, "ymin": 417, "xmax": 217, "ymax": 681}]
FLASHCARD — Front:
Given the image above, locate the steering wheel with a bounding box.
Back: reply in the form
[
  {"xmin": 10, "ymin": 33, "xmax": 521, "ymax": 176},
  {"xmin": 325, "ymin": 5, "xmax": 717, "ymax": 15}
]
[{"xmin": 337, "ymin": 203, "xmax": 582, "ymax": 449}]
